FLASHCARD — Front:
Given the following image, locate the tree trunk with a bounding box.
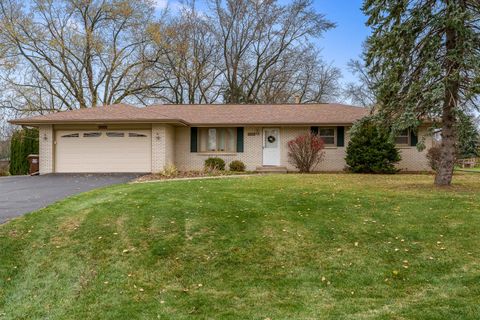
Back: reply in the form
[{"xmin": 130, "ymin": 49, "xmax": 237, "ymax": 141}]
[
  {"xmin": 434, "ymin": 0, "xmax": 462, "ymax": 186},
  {"xmin": 435, "ymin": 102, "xmax": 456, "ymax": 186}
]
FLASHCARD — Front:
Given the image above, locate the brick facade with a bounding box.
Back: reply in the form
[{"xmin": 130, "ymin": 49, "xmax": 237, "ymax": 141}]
[
  {"xmin": 396, "ymin": 126, "xmax": 432, "ymax": 171},
  {"xmin": 152, "ymin": 124, "xmax": 176, "ymax": 173},
  {"xmin": 38, "ymin": 124, "xmax": 433, "ymax": 174},
  {"xmin": 39, "ymin": 125, "xmax": 54, "ymax": 174},
  {"xmin": 174, "ymin": 126, "xmax": 264, "ymax": 171},
  {"xmin": 174, "ymin": 125, "xmax": 432, "ymax": 172}
]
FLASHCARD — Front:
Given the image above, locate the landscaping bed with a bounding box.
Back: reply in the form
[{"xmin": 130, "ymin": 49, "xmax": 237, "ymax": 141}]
[{"xmin": 134, "ymin": 170, "xmax": 257, "ymax": 182}]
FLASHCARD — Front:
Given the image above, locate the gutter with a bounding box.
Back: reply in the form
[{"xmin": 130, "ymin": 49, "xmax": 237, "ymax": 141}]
[{"xmin": 8, "ymin": 119, "xmax": 191, "ymax": 126}]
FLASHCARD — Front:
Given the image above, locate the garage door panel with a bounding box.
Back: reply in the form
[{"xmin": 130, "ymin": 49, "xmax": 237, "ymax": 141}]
[{"xmin": 55, "ymin": 130, "xmax": 151, "ymax": 173}]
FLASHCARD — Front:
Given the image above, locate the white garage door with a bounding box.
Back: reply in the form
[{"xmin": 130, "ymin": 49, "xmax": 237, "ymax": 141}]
[{"xmin": 55, "ymin": 130, "xmax": 151, "ymax": 173}]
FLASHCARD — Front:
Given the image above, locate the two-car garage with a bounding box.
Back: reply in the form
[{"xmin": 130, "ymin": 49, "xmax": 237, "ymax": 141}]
[{"xmin": 54, "ymin": 130, "xmax": 152, "ymax": 173}]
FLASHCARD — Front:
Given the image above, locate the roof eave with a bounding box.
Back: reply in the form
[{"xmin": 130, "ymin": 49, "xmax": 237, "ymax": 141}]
[
  {"xmin": 8, "ymin": 119, "xmax": 190, "ymax": 126},
  {"xmin": 188, "ymin": 121, "xmax": 359, "ymax": 126}
]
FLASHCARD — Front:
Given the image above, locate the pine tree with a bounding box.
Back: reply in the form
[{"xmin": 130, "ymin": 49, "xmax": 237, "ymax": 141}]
[
  {"xmin": 362, "ymin": 0, "xmax": 480, "ymax": 185},
  {"xmin": 9, "ymin": 128, "xmax": 39, "ymax": 175},
  {"xmin": 346, "ymin": 120, "xmax": 401, "ymax": 174},
  {"xmin": 456, "ymin": 112, "xmax": 479, "ymax": 158}
]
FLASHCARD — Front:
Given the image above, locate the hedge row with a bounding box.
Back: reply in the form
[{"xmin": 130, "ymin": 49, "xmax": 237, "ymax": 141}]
[{"xmin": 10, "ymin": 128, "xmax": 39, "ymax": 175}]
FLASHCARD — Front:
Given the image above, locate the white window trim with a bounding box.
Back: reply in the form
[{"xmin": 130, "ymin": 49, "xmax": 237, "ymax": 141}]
[
  {"xmin": 198, "ymin": 127, "xmax": 237, "ymax": 153},
  {"xmin": 318, "ymin": 127, "xmax": 336, "ymax": 147},
  {"xmin": 395, "ymin": 130, "xmax": 410, "ymax": 146}
]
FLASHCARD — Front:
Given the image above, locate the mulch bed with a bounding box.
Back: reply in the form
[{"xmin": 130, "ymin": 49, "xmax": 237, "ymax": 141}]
[{"xmin": 134, "ymin": 171, "xmax": 255, "ymax": 182}]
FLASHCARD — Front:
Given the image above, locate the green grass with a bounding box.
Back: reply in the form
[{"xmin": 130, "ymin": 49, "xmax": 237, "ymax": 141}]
[
  {"xmin": 455, "ymin": 166, "xmax": 480, "ymax": 173},
  {"xmin": 1, "ymin": 174, "xmax": 480, "ymax": 319}
]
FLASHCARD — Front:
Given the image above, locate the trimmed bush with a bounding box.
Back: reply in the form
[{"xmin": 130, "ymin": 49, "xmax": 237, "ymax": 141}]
[
  {"xmin": 9, "ymin": 128, "xmax": 39, "ymax": 175},
  {"xmin": 229, "ymin": 160, "xmax": 246, "ymax": 172},
  {"xmin": 161, "ymin": 164, "xmax": 178, "ymax": 177},
  {"xmin": 204, "ymin": 157, "xmax": 225, "ymax": 171},
  {"xmin": 0, "ymin": 162, "xmax": 9, "ymax": 176},
  {"xmin": 346, "ymin": 122, "xmax": 401, "ymax": 173},
  {"xmin": 426, "ymin": 146, "xmax": 442, "ymax": 172},
  {"xmin": 287, "ymin": 132, "xmax": 325, "ymax": 172}
]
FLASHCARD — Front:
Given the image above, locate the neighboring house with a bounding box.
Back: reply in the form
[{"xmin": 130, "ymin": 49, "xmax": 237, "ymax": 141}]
[{"xmin": 9, "ymin": 104, "xmax": 432, "ymax": 174}]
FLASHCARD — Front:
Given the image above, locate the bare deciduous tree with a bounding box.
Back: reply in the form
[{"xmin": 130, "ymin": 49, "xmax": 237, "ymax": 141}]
[
  {"xmin": 343, "ymin": 59, "xmax": 376, "ymax": 107},
  {"xmin": 0, "ymin": 0, "xmax": 165, "ymax": 112},
  {"xmin": 0, "ymin": 0, "xmax": 343, "ymax": 117},
  {"xmin": 258, "ymin": 46, "xmax": 342, "ymax": 104},
  {"xmin": 210, "ymin": 0, "xmax": 335, "ymax": 103},
  {"xmin": 151, "ymin": 1, "xmax": 223, "ymax": 104}
]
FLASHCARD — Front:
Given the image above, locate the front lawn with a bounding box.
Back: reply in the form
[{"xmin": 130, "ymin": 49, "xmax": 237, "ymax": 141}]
[
  {"xmin": 455, "ymin": 167, "xmax": 480, "ymax": 173},
  {"xmin": 1, "ymin": 174, "xmax": 479, "ymax": 319}
]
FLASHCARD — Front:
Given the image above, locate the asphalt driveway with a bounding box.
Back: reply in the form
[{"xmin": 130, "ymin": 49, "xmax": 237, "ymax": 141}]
[{"xmin": 0, "ymin": 174, "xmax": 139, "ymax": 223}]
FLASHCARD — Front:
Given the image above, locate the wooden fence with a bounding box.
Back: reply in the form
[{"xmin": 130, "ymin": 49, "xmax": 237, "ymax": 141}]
[{"xmin": 457, "ymin": 158, "xmax": 479, "ymax": 168}]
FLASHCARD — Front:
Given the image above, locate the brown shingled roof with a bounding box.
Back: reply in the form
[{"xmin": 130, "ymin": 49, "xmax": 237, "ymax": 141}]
[{"xmin": 10, "ymin": 103, "xmax": 370, "ymax": 126}]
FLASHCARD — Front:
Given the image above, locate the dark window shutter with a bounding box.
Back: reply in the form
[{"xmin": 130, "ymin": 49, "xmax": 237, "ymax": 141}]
[
  {"xmin": 337, "ymin": 126, "xmax": 345, "ymax": 147},
  {"xmin": 410, "ymin": 130, "xmax": 418, "ymax": 146},
  {"xmin": 190, "ymin": 127, "xmax": 198, "ymax": 152},
  {"xmin": 236, "ymin": 127, "xmax": 244, "ymax": 152},
  {"xmin": 310, "ymin": 126, "xmax": 319, "ymax": 135}
]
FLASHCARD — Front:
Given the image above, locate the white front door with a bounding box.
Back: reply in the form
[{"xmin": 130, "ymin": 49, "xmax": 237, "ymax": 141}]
[{"xmin": 263, "ymin": 128, "xmax": 280, "ymax": 166}]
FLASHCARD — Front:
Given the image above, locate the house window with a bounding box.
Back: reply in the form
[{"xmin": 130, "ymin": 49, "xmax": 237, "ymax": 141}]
[
  {"xmin": 318, "ymin": 127, "xmax": 335, "ymax": 146},
  {"xmin": 198, "ymin": 128, "xmax": 236, "ymax": 152},
  {"xmin": 395, "ymin": 129, "xmax": 410, "ymax": 145}
]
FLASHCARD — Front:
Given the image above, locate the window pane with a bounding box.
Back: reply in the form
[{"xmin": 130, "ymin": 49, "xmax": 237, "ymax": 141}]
[
  {"xmin": 321, "ymin": 137, "xmax": 335, "ymax": 145},
  {"xmin": 83, "ymin": 132, "xmax": 101, "ymax": 138},
  {"xmin": 208, "ymin": 128, "xmax": 216, "ymax": 151},
  {"xmin": 61, "ymin": 133, "xmax": 79, "ymax": 138},
  {"xmin": 227, "ymin": 128, "xmax": 236, "ymax": 152},
  {"xmin": 395, "ymin": 136, "xmax": 409, "ymax": 145},
  {"xmin": 218, "ymin": 129, "xmax": 226, "ymax": 151},
  {"xmin": 319, "ymin": 128, "xmax": 335, "ymax": 136},
  {"xmin": 129, "ymin": 133, "xmax": 147, "ymax": 137},
  {"xmin": 198, "ymin": 128, "xmax": 237, "ymax": 152},
  {"xmin": 199, "ymin": 128, "xmax": 208, "ymax": 152},
  {"xmin": 106, "ymin": 132, "xmax": 125, "ymax": 137}
]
